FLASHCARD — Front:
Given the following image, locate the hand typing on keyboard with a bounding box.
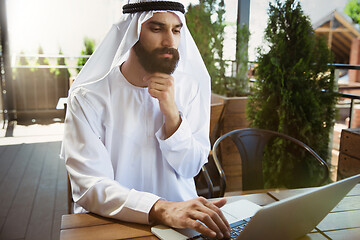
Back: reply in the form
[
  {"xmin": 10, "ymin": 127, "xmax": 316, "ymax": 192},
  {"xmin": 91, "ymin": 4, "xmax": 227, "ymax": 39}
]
[
  {"xmin": 189, "ymin": 217, "xmax": 252, "ymax": 240},
  {"xmin": 149, "ymin": 197, "xmax": 231, "ymax": 239}
]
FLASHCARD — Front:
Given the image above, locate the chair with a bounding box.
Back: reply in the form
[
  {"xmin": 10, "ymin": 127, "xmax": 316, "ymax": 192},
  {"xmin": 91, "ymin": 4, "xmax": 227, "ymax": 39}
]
[
  {"xmin": 211, "ymin": 128, "xmax": 330, "ymax": 196},
  {"xmin": 209, "ymin": 102, "xmax": 225, "ymax": 146},
  {"xmin": 67, "ymin": 173, "xmax": 74, "ymax": 214},
  {"xmin": 195, "ymin": 152, "xmax": 227, "ymax": 198},
  {"xmin": 195, "ymin": 102, "xmax": 226, "ymax": 198}
]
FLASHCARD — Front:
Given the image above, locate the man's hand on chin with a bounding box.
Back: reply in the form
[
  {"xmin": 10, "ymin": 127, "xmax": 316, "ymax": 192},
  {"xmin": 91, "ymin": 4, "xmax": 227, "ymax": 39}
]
[{"xmin": 144, "ymin": 72, "xmax": 181, "ymax": 138}]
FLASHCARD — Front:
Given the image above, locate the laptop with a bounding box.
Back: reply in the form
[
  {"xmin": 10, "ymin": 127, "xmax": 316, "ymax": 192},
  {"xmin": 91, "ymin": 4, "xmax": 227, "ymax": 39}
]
[{"xmin": 151, "ymin": 174, "xmax": 360, "ymax": 240}]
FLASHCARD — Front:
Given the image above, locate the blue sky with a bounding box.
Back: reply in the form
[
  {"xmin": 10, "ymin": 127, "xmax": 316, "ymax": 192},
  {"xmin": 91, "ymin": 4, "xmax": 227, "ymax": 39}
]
[{"xmin": 6, "ymin": 0, "xmax": 349, "ymax": 61}]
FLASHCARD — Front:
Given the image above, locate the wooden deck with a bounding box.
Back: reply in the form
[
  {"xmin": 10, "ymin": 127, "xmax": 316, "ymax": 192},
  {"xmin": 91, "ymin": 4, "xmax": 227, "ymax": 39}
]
[
  {"xmin": 0, "ymin": 123, "xmax": 67, "ymax": 240},
  {"xmin": 0, "ymin": 120, "xmax": 345, "ymax": 239}
]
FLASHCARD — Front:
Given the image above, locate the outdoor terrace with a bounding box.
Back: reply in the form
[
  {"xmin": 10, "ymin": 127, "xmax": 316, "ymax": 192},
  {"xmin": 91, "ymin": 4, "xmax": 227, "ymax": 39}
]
[
  {"xmin": 1, "ymin": 58, "xmax": 360, "ymax": 239},
  {"xmin": 0, "ymin": 123, "xmax": 66, "ymax": 240}
]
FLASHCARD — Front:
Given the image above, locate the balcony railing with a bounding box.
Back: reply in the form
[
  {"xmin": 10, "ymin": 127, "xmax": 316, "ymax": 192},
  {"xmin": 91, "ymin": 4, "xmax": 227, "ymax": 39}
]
[
  {"xmin": 333, "ymin": 64, "xmax": 360, "ymax": 128},
  {"xmin": 3, "ymin": 54, "xmax": 91, "ymax": 122},
  {"xmin": 4, "ymin": 54, "xmax": 360, "ymax": 126}
]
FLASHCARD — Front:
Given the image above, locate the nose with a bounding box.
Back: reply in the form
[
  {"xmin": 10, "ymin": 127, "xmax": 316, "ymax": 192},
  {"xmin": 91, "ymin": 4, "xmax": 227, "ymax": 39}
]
[{"xmin": 162, "ymin": 30, "xmax": 175, "ymax": 48}]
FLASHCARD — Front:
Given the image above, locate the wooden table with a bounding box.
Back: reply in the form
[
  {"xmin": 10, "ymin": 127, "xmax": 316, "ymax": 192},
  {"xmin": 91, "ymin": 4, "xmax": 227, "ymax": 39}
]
[{"xmin": 60, "ymin": 184, "xmax": 360, "ymax": 240}]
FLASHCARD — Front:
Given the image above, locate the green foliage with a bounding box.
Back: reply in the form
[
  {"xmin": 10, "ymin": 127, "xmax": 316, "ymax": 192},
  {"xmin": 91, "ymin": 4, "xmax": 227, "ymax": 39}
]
[
  {"xmin": 35, "ymin": 46, "xmax": 55, "ymax": 109},
  {"xmin": 14, "ymin": 52, "xmax": 33, "ymax": 111},
  {"xmin": 55, "ymin": 49, "xmax": 71, "ymax": 94},
  {"xmin": 55, "ymin": 49, "xmax": 70, "ymax": 79},
  {"xmin": 186, "ymin": 1, "xmax": 250, "ymax": 96},
  {"xmin": 77, "ymin": 37, "xmax": 95, "ymax": 73},
  {"xmin": 345, "ymin": 0, "xmax": 360, "ymax": 24},
  {"xmin": 36, "ymin": 46, "xmax": 50, "ymax": 66},
  {"xmin": 213, "ymin": 0, "xmax": 227, "ymax": 95},
  {"xmin": 186, "ymin": 0, "xmax": 227, "ymax": 95},
  {"xmin": 247, "ymin": 0, "xmax": 336, "ymax": 188},
  {"xmin": 13, "ymin": 47, "xmax": 71, "ymax": 112},
  {"xmin": 18, "ymin": 51, "xmax": 30, "ymax": 66}
]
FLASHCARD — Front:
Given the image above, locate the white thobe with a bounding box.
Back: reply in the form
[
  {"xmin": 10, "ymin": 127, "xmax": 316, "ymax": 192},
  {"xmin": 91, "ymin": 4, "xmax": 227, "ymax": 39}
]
[{"xmin": 62, "ymin": 66, "xmax": 210, "ymax": 224}]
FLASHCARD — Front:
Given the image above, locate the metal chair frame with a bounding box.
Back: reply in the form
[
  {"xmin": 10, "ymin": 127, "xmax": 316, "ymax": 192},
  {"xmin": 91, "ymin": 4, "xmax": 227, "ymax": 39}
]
[{"xmin": 211, "ymin": 128, "xmax": 330, "ymax": 196}]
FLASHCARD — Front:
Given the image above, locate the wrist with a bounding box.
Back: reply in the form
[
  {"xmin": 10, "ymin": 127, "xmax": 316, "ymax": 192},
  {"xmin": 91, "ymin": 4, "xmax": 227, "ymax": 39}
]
[
  {"xmin": 149, "ymin": 200, "xmax": 168, "ymax": 224},
  {"xmin": 164, "ymin": 111, "xmax": 181, "ymax": 139}
]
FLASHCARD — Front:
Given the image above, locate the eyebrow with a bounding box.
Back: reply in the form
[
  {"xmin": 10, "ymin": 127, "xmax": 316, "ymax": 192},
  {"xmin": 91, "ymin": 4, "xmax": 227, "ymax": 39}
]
[{"xmin": 148, "ymin": 20, "xmax": 183, "ymax": 28}]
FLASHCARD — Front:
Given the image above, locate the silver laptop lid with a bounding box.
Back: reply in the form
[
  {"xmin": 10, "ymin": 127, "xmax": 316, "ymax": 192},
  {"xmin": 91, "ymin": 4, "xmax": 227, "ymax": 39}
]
[{"xmin": 237, "ymin": 174, "xmax": 360, "ymax": 240}]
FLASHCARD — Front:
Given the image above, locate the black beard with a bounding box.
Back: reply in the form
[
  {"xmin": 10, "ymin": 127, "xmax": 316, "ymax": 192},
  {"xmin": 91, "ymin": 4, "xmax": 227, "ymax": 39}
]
[{"xmin": 133, "ymin": 41, "xmax": 180, "ymax": 74}]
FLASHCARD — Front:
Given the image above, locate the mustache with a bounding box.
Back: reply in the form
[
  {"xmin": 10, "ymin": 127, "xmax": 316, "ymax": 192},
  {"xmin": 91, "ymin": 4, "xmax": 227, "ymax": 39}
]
[{"xmin": 153, "ymin": 47, "xmax": 179, "ymax": 56}]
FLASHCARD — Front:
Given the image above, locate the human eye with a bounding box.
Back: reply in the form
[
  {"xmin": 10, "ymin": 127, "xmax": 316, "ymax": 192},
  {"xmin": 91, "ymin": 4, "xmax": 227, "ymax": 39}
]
[
  {"xmin": 173, "ymin": 28, "xmax": 181, "ymax": 34},
  {"xmin": 151, "ymin": 27, "xmax": 161, "ymax": 33}
]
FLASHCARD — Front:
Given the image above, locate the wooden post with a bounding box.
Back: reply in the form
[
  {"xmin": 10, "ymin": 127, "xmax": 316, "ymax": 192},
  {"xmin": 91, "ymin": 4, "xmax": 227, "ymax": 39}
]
[{"xmin": 0, "ymin": 0, "xmax": 16, "ymax": 121}]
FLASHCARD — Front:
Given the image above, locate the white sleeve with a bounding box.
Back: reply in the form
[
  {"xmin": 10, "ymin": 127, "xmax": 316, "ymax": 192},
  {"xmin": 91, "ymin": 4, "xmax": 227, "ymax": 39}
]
[
  {"xmin": 63, "ymin": 92, "xmax": 160, "ymax": 224},
  {"xmin": 155, "ymin": 85, "xmax": 210, "ymax": 178}
]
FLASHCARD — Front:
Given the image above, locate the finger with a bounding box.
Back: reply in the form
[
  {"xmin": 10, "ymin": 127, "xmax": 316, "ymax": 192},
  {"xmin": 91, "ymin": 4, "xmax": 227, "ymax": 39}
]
[
  {"xmin": 144, "ymin": 73, "xmax": 172, "ymax": 83},
  {"xmin": 190, "ymin": 211, "xmax": 222, "ymax": 239},
  {"xmin": 148, "ymin": 88, "xmax": 160, "ymax": 99},
  {"xmin": 211, "ymin": 198, "xmax": 231, "ymax": 230},
  {"xmin": 148, "ymin": 81, "xmax": 168, "ymax": 91},
  {"xmin": 144, "ymin": 72, "xmax": 172, "ymax": 80},
  {"xmin": 186, "ymin": 218, "xmax": 217, "ymax": 239},
  {"xmin": 194, "ymin": 197, "xmax": 230, "ymax": 237},
  {"xmin": 212, "ymin": 198, "xmax": 228, "ymax": 224},
  {"xmin": 211, "ymin": 198, "xmax": 227, "ymax": 208},
  {"xmin": 147, "ymin": 79, "xmax": 173, "ymax": 95},
  {"xmin": 149, "ymin": 87, "xmax": 171, "ymax": 100},
  {"xmin": 149, "ymin": 77, "xmax": 173, "ymax": 87},
  {"xmin": 201, "ymin": 200, "xmax": 231, "ymax": 236},
  {"xmin": 148, "ymin": 80, "xmax": 173, "ymax": 101}
]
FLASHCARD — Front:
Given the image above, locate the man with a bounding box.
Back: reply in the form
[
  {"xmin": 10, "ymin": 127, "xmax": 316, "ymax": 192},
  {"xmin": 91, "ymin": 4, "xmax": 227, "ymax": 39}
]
[{"xmin": 61, "ymin": 1, "xmax": 230, "ymax": 239}]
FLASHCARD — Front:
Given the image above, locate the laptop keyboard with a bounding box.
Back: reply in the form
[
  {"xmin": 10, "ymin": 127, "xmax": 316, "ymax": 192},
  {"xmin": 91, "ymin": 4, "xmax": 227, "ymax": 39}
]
[{"xmin": 188, "ymin": 217, "xmax": 252, "ymax": 240}]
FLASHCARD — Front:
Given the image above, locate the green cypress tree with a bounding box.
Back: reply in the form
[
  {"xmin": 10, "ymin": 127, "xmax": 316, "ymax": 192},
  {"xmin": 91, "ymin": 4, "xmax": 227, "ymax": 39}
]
[
  {"xmin": 186, "ymin": 0, "xmax": 227, "ymax": 95},
  {"xmin": 247, "ymin": 0, "xmax": 336, "ymax": 188},
  {"xmin": 186, "ymin": 2, "xmax": 216, "ymax": 84}
]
